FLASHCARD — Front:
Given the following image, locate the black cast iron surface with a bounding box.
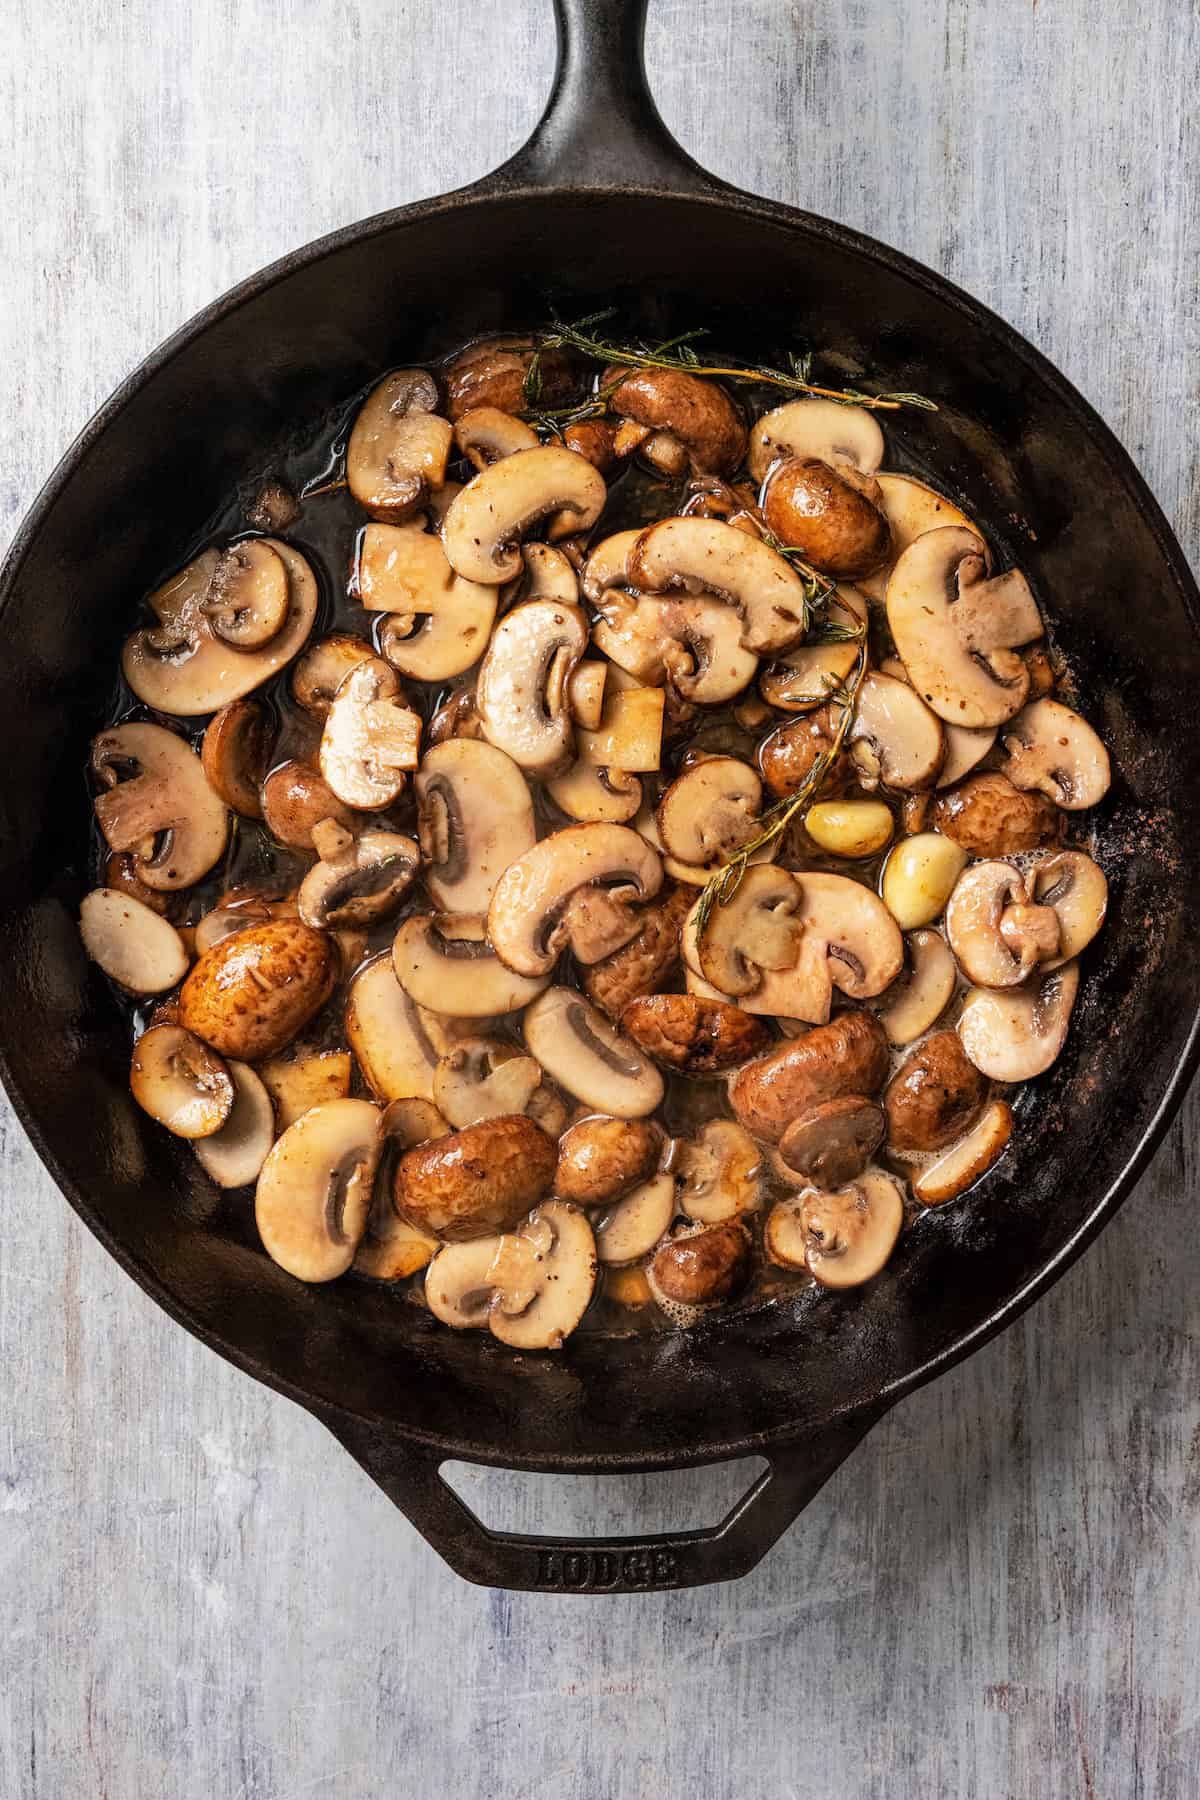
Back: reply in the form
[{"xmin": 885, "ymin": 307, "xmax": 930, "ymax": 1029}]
[{"xmin": 1, "ymin": 0, "xmax": 1197, "ymax": 1590}]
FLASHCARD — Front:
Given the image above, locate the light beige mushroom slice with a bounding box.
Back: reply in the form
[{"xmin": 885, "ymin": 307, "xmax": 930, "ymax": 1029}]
[
  {"xmin": 576, "ymin": 685, "xmax": 665, "ymax": 774},
  {"xmin": 122, "ymin": 540, "xmax": 318, "ymax": 715},
  {"xmin": 297, "ymin": 831, "xmax": 420, "ymax": 930},
  {"xmin": 426, "ymin": 1201, "xmax": 597, "ymax": 1349},
  {"xmin": 548, "ymin": 760, "xmax": 643, "ymax": 824},
  {"xmin": 415, "ymin": 739, "xmax": 536, "ymax": 913},
  {"xmin": 200, "ymin": 540, "xmax": 289, "ymax": 648},
  {"xmin": 629, "ymin": 516, "xmax": 811, "ymax": 655},
  {"xmin": 347, "ymin": 369, "xmax": 452, "ymax": 521},
  {"xmin": 255, "ymin": 1097, "xmax": 381, "ymax": 1282},
  {"xmin": 848, "ymin": 671, "xmax": 945, "ymax": 790},
  {"xmin": 194, "ymin": 1062, "xmax": 276, "ymax": 1188},
  {"xmin": 523, "ymin": 988, "xmax": 664, "ymax": 1117},
  {"xmin": 441, "ymin": 446, "xmax": 607, "ymax": 584},
  {"xmin": 424, "ymin": 1235, "xmax": 507, "ymax": 1328},
  {"xmin": 257, "ymin": 1048, "xmax": 352, "ymax": 1132},
  {"xmin": 580, "ymin": 528, "xmax": 643, "ymax": 603},
  {"xmin": 130, "ymin": 1024, "xmax": 233, "ymax": 1139},
  {"xmin": 346, "ymin": 955, "xmax": 440, "ymax": 1100},
  {"xmin": 747, "ymin": 398, "xmax": 885, "ymax": 485},
  {"xmin": 958, "ymin": 960, "xmax": 1080, "ymax": 1081},
  {"xmin": 757, "ymin": 585, "xmax": 867, "ymax": 711},
  {"xmin": 476, "ymin": 598, "xmax": 589, "ymax": 775},
  {"xmin": 319, "ymin": 656, "xmax": 421, "ymax": 809},
  {"xmin": 880, "ymin": 654, "xmax": 997, "ymax": 788},
  {"xmin": 688, "ymin": 864, "xmax": 803, "ymax": 997},
  {"xmin": 393, "ymin": 912, "xmax": 549, "ymax": 1017},
  {"xmin": 656, "ymin": 757, "xmax": 762, "ymax": 869},
  {"xmin": 353, "ymin": 1099, "xmax": 446, "ymax": 1279},
  {"xmin": 887, "ymin": 527, "xmax": 1044, "ymax": 727},
  {"xmin": 92, "ymin": 721, "xmax": 229, "ymax": 891},
  {"xmin": 858, "ymin": 473, "xmax": 985, "ymax": 604},
  {"xmin": 517, "ymin": 542, "xmax": 582, "ymax": 606},
  {"xmin": 356, "ymin": 521, "xmax": 498, "ymax": 684},
  {"xmin": 567, "ymin": 659, "xmax": 608, "ymax": 729},
  {"xmin": 488, "ymin": 823, "xmax": 663, "ymax": 977},
  {"xmin": 1032, "ymin": 850, "xmax": 1108, "ymax": 963},
  {"xmin": 594, "ymin": 1173, "xmax": 676, "ymax": 1265},
  {"xmin": 945, "ymin": 861, "xmax": 1060, "ymax": 988},
  {"xmin": 593, "ymin": 591, "xmax": 760, "ymax": 705},
  {"xmin": 875, "ymin": 928, "xmax": 957, "ymax": 1044},
  {"xmin": 432, "ymin": 1037, "xmax": 543, "ymax": 1129},
  {"xmin": 79, "ymin": 888, "xmax": 189, "ymax": 993},
  {"xmin": 765, "ymin": 1169, "xmax": 904, "ymax": 1288},
  {"xmin": 913, "ymin": 1100, "xmax": 1014, "ymax": 1206},
  {"xmin": 999, "ymin": 699, "xmax": 1111, "ymax": 810},
  {"xmin": 674, "ymin": 1120, "xmax": 762, "ymax": 1224},
  {"xmin": 453, "ymin": 404, "xmax": 539, "ymax": 469}
]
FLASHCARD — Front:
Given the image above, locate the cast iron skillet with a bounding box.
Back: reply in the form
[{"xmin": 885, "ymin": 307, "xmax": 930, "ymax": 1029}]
[{"xmin": 2, "ymin": 0, "xmax": 1198, "ymax": 1594}]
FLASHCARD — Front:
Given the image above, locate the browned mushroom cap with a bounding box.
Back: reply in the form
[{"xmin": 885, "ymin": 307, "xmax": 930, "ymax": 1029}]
[
  {"xmin": 442, "ymin": 447, "xmax": 607, "ymax": 585},
  {"xmin": 255, "ymin": 1098, "xmax": 382, "ymax": 1281},
  {"xmin": 998, "ymin": 699, "xmax": 1111, "ymax": 810},
  {"xmin": 630, "ymin": 517, "xmax": 812, "ymax": 656},
  {"xmin": 620, "ymin": 993, "xmax": 771, "ymax": 1075},
  {"xmin": 958, "ymin": 959, "xmax": 1080, "ymax": 1081},
  {"xmin": 648, "ymin": 1220, "xmax": 751, "ymax": 1311},
  {"xmin": 453, "ymin": 404, "xmax": 539, "ymax": 469},
  {"xmin": 930, "ymin": 771, "xmax": 1062, "ymax": 857},
  {"xmin": 130, "ymin": 1023, "xmax": 234, "ymax": 1139},
  {"xmin": 291, "ymin": 634, "xmax": 375, "ymax": 715},
  {"xmin": 260, "ymin": 760, "xmax": 359, "ymax": 850},
  {"xmin": 488, "ymin": 823, "xmax": 663, "ymax": 977},
  {"xmin": 194, "ymin": 1062, "xmax": 276, "ymax": 1188},
  {"xmin": 319, "ymin": 656, "xmax": 421, "ymax": 809},
  {"xmin": 762, "ymin": 457, "xmax": 891, "ymax": 579},
  {"xmin": 765, "ymin": 1170, "xmax": 904, "ymax": 1288},
  {"xmin": 602, "ymin": 365, "xmax": 745, "ymax": 476},
  {"xmin": 885, "ymin": 1029, "xmax": 988, "ymax": 1152},
  {"xmin": 912, "ymin": 1099, "xmax": 1014, "ymax": 1206},
  {"xmin": 729, "ymin": 1010, "xmax": 890, "ymax": 1143},
  {"xmin": 778, "ymin": 1096, "xmax": 885, "ymax": 1188},
  {"xmin": 200, "ymin": 540, "xmax": 289, "ymax": 648},
  {"xmin": 103, "ymin": 851, "xmax": 178, "ymax": 917},
  {"xmin": 758, "ymin": 704, "xmax": 854, "ymax": 800},
  {"xmin": 80, "ymin": 888, "xmax": 189, "ymax": 994},
  {"xmin": 476, "ymin": 599, "xmax": 589, "ymax": 776},
  {"xmin": 396, "ymin": 1113, "xmax": 556, "ymax": 1240},
  {"xmin": 92, "ymin": 721, "xmax": 229, "ymax": 891},
  {"xmin": 523, "ymin": 987, "xmax": 665, "ymax": 1118},
  {"xmin": 582, "ymin": 883, "xmax": 694, "ymax": 1019},
  {"xmin": 415, "ymin": 739, "xmax": 536, "ymax": 913},
  {"xmin": 179, "ymin": 920, "xmax": 337, "ymax": 1063},
  {"xmin": 346, "ymin": 369, "xmax": 452, "ymax": 521},
  {"xmin": 562, "ymin": 418, "xmax": 619, "ymax": 473},
  {"xmin": 428, "ymin": 685, "xmax": 484, "ymax": 746},
  {"xmin": 945, "ymin": 861, "xmax": 1061, "ymax": 988},
  {"xmin": 674, "ymin": 1120, "xmax": 762, "ymax": 1224},
  {"xmin": 656, "ymin": 757, "xmax": 763, "ymax": 870},
  {"xmin": 297, "ymin": 830, "xmax": 419, "ymax": 930},
  {"xmin": 443, "ymin": 336, "xmax": 577, "ymax": 420},
  {"xmin": 424, "ymin": 1200, "xmax": 597, "ymax": 1348},
  {"xmin": 201, "ymin": 698, "xmax": 274, "ymax": 818},
  {"xmin": 554, "ymin": 1115, "xmax": 663, "ymax": 1206}
]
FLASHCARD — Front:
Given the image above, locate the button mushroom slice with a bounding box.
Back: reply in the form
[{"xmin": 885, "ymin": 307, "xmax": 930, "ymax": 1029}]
[
  {"xmin": 290, "ymin": 633, "xmax": 376, "ymax": 716},
  {"xmin": 688, "ymin": 864, "xmax": 804, "ymax": 998},
  {"xmin": 576, "ymin": 685, "xmax": 665, "ymax": 774},
  {"xmin": 747, "ymin": 397, "xmax": 885, "ymax": 486},
  {"xmin": 475, "ymin": 598, "xmax": 589, "ymax": 776},
  {"xmin": 194, "ymin": 1062, "xmax": 276, "ymax": 1188},
  {"xmin": 886, "ymin": 527, "xmax": 1044, "ymax": 728},
  {"xmin": 441, "ymin": 446, "xmax": 607, "ymax": 585},
  {"xmin": 594, "ymin": 591, "xmax": 760, "ymax": 706},
  {"xmin": 998, "ymin": 698, "xmax": 1112, "ymax": 810},
  {"xmin": 647, "ymin": 1220, "xmax": 752, "ymax": 1315},
  {"xmin": 656, "ymin": 757, "xmax": 763, "ymax": 871},
  {"xmin": 757, "ymin": 585, "xmax": 867, "ymax": 712},
  {"xmin": 857, "ymin": 472, "xmax": 986, "ymax": 604},
  {"xmin": 874, "ymin": 928, "xmax": 957, "ymax": 1045},
  {"xmin": 130, "ymin": 1023, "xmax": 234, "ymax": 1139},
  {"xmin": 415, "ymin": 739, "xmax": 536, "ymax": 914},
  {"xmin": 80, "ymin": 888, "xmax": 190, "ymax": 994},
  {"xmin": 319, "ymin": 656, "xmax": 421, "ymax": 810},
  {"xmin": 848, "ymin": 672, "xmax": 945, "ymax": 791},
  {"xmin": 426, "ymin": 1201, "xmax": 598, "ymax": 1348},
  {"xmin": 200, "ymin": 540, "xmax": 290, "ymax": 649},
  {"xmin": 122, "ymin": 539, "xmax": 318, "ymax": 715},
  {"xmin": 346, "ymin": 954, "xmax": 441, "ymax": 1101},
  {"xmin": 255, "ymin": 1098, "xmax": 382, "ymax": 1282},
  {"xmin": 257, "ymin": 1047, "xmax": 352, "ymax": 1132},
  {"xmin": 346, "ymin": 369, "xmax": 452, "ymax": 521},
  {"xmin": 487, "ymin": 822, "xmax": 663, "ymax": 977},
  {"xmin": 937, "ymin": 723, "xmax": 998, "ymax": 789},
  {"xmin": 912, "ymin": 1099, "xmax": 1014, "ymax": 1207},
  {"xmin": 92, "ymin": 721, "xmax": 229, "ymax": 891},
  {"xmin": 1032, "ymin": 850, "xmax": 1108, "ymax": 964},
  {"xmin": 945, "ymin": 860, "xmax": 1060, "ymax": 988},
  {"xmin": 297, "ymin": 830, "xmax": 419, "ymax": 931},
  {"xmin": 200, "ymin": 698, "xmax": 274, "ymax": 818},
  {"xmin": 777, "ymin": 1096, "xmax": 885, "ymax": 1190},
  {"xmin": 554, "ymin": 1115, "xmax": 664, "ymax": 1206},
  {"xmin": 523, "ymin": 987, "xmax": 664, "ymax": 1118},
  {"xmin": 580, "ymin": 528, "xmax": 644, "ymax": 604},
  {"xmin": 432, "ymin": 1037, "xmax": 544, "ymax": 1129},
  {"xmin": 629, "ymin": 516, "xmax": 812, "ymax": 656},
  {"xmin": 548, "ymin": 760, "xmax": 643, "ymax": 824},
  {"xmin": 765, "ymin": 1169, "xmax": 904, "ymax": 1288},
  {"xmin": 729, "ymin": 1010, "xmax": 890, "ymax": 1143},
  {"xmin": 958, "ymin": 959, "xmax": 1080, "ymax": 1082},
  {"xmin": 453, "ymin": 404, "xmax": 539, "ymax": 469},
  {"xmin": 674, "ymin": 1120, "xmax": 763, "ymax": 1223},
  {"xmin": 594, "ymin": 1173, "xmax": 676, "ymax": 1266},
  {"xmin": 428, "ymin": 685, "xmax": 485, "ymax": 746},
  {"xmin": 502, "ymin": 541, "xmax": 584, "ymax": 611},
  {"xmin": 566, "ymin": 659, "xmax": 607, "ymax": 731},
  {"xmin": 619, "ymin": 993, "xmax": 772, "ymax": 1075},
  {"xmin": 357, "ymin": 521, "xmax": 498, "ymax": 682},
  {"xmin": 392, "ymin": 912, "xmax": 549, "ymax": 1017}
]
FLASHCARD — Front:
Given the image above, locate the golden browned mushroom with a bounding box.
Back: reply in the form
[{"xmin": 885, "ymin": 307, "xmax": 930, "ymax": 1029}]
[
  {"xmin": 130, "ymin": 1024, "xmax": 234, "ymax": 1139},
  {"xmin": 602, "ymin": 365, "xmax": 745, "ymax": 477},
  {"xmin": 92, "ymin": 721, "xmax": 229, "ymax": 891},
  {"xmin": 297, "ymin": 830, "xmax": 420, "ymax": 930},
  {"xmin": 765, "ymin": 1170, "xmax": 903, "ymax": 1288},
  {"xmin": 674, "ymin": 1120, "xmax": 762, "ymax": 1223},
  {"xmin": 424, "ymin": 1201, "xmax": 597, "ymax": 1349},
  {"xmin": 648, "ymin": 1220, "xmax": 751, "ymax": 1311},
  {"xmin": 762, "ymin": 457, "xmax": 890, "ymax": 578},
  {"xmin": 729, "ymin": 1010, "xmax": 890, "ymax": 1143},
  {"xmin": 179, "ymin": 920, "xmax": 337, "ymax": 1062},
  {"xmin": 356, "ymin": 521, "xmax": 498, "ymax": 683},
  {"xmin": 913, "ymin": 1100, "xmax": 1014, "ymax": 1206},
  {"xmin": 201, "ymin": 698, "xmax": 274, "ymax": 818},
  {"xmin": 554, "ymin": 1116, "xmax": 663, "ymax": 1206},
  {"xmin": 884, "ymin": 1030, "xmax": 988, "ymax": 1152},
  {"xmin": 488, "ymin": 823, "xmax": 663, "ymax": 977},
  {"xmin": 346, "ymin": 369, "xmax": 452, "ymax": 521},
  {"xmin": 777, "ymin": 1096, "xmax": 885, "ymax": 1188},
  {"xmin": 930, "ymin": 772, "xmax": 1062, "ymax": 857},
  {"xmin": 443, "ymin": 336, "xmax": 576, "ymax": 420},
  {"xmin": 396, "ymin": 1114, "xmax": 557, "ymax": 1240},
  {"xmin": 291, "ymin": 634, "xmax": 376, "ymax": 715},
  {"xmin": 655, "ymin": 757, "xmax": 763, "ymax": 871},
  {"xmin": 620, "ymin": 994, "xmax": 771, "ymax": 1075},
  {"xmin": 260, "ymin": 761, "xmax": 359, "ymax": 850}
]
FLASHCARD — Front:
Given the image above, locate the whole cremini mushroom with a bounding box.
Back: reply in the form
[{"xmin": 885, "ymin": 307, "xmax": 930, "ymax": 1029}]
[
  {"xmin": 179, "ymin": 920, "xmax": 337, "ymax": 1062},
  {"xmin": 884, "ymin": 1030, "xmax": 988, "ymax": 1153},
  {"xmin": 762, "ymin": 457, "xmax": 891, "ymax": 578},
  {"xmin": 619, "ymin": 994, "xmax": 771, "ymax": 1075},
  {"xmin": 260, "ymin": 760, "xmax": 359, "ymax": 851},
  {"xmin": 201, "ymin": 699, "xmax": 274, "ymax": 819},
  {"xmin": 648, "ymin": 1221, "xmax": 751, "ymax": 1310},
  {"xmin": 554, "ymin": 1115, "xmax": 663, "ymax": 1207},
  {"xmin": 730, "ymin": 1010, "xmax": 890, "ymax": 1143},
  {"xmin": 930, "ymin": 772, "xmax": 1062, "ymax": 857},
  {"xmin": 395, "ymin": 1114, "xmax": 557, "ymax": 1241}
]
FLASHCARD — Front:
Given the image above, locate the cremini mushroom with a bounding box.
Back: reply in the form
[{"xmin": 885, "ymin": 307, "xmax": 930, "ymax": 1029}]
[
  {"xmin": 346, "ymin": 369, "xmax": 452, "ymax": 520},
  {"xmin": 200, "ymin": 540, "xmax": 290, "ymax": 648},
  {"xmin": 762, "ymin": 458, "xmax": 889, "ymax": 578},
  {"xmin": 747, "ymin": 398, "xmax": 885, "ymax": 486},
  {"xmin": 441, "ymin": 445, "xmax": 606, "ymax": 585},
  {"xmin": 602, "ymin": 365, "xmax": 745, "ymax": 476},
  {"xmin": 999, "ymin": 698, "xmax": 1112, "ymax": 810},
  {"xmin": 487, "ymin": 822, "xmax": 663, "ymax": 976},
  {"xmin": 758, "ymin": 704, "xmax": 853, "ymax": 799},
  {"xmin": 260, "ymin": 760, "xmax": 358, "ymax": 850},
  {"xmin": 346, "ymin": 955, "xmax": 441, "ymax": 1101},
  {"xmin": 757, "ymin": 585, "xmax": 867, "ymax": 712},
  {"xmin": 80, "ymin": 889, "xmax": 189, "ymax": 994},
  {"xmin": 930, "ymin": 771, "xmax": 1062, "ymax": 857},
  {"xmin": 432, "ymin": 1037, "xmax": 544, "ymax": 1129},
  {"xmin": 357, "ymin": 521, "xmax": 498, "ymax": 682},
  {"xmin": 656, "ymin": 757, "xmax": 762, "ymax": 870},
  {"xmin": 443, "ymin": 335, "xmax": 576, "ymax": 420},
  {"xmin": 523, "ymin": 987, "xmax": 665, "ymax": 1117},
  {"xmin": 648, "ymin": 1220, "xmax": 751, "ymax": 1311},
  {"xmin": 255, "ymin": 1098, "xmax": 381, "ymax": 1281},
  {"xmin": 200, "ymin": 698, "xmax": 273, "ymax": 818},
  {"xmin": 875, "ymin": 928, "xmax": 957, "ymax": 1044},
  {"xmin": 581, "ymin": 884, "xmax": 694, "ymax": 1019},
  {"xmin": 857, "ymin": 472, "xmax": 985, "ymax": 604},
  {"xmin": 291, "ymin": 633, "xmax": 376, "ymax": 715},
  {"xmin": 392, "ymin": 912, "xmax": 549, "ymax": 1017},
  {"xmin": 319, "ymin": 656, "xmax": 421, "ymax": 809},
  {"xmin": 958, "ymin": 960, "xmax": 1080, "ymax": 1082},
  {"xmin": 554, "ymin": 1115, "xmax": 663, "ymax": 1206},
  {"xmin": 913, "ymin": 1099, "xmax": 1014, "ymax": 1206},
  {"xmin": 122, "ymin": 539, "xmax": 318, "ymax": 715},
  {"xmin": 777, "ymin": 1096, "xmax": 885, "ymax": 1189},
  {"xmin": 257, "ymin": 1047, "xmax": 352, "ymax": 1132},
  {"xmin": 887, "ymin": 527, "xmax": 1044, "ymax": 727},
  {"xmin": 415, "ymin": 738, "xmax": 535, "ymax": 913},
  {"xmin": 674, "ymin": 1120, "xmax": 762, "ymax": 1223},
  {"xmin": 629, "ymin": 516, "xmax": 812, "ymax": 656},
  {"xmin": 548, "ymin": 760, "xmax": 643, "ymax": 824},
  {"xmin": 475, "ymin": 598, "xmax": 589, "ymax": 776},
  {"xmin": 689, "ymin": 864, "xmax": 802, "ymax": 998},
  {"xmin": 620, "ymin": 993, "xmax": 771, "ymax": 1075},
  {"xmin": 1032, "ymin": 850, "xmax": 1108, "ymax": 963},
  {"xmin": 885, "ymin": 1030, "xmax": 988, "ymax": 1152},
  {"xmin": 729, "ymin": 1010, "xmax": 890, "ymax": 1143},
  {"xmin": 179, "ymin": 920, "xmax": 337, "ymax": 1062},
  {"xmin": 297, "ymin": 829, "xmax": 419, "ymax": 930},
  {"xmin": 424, "ymin": 1200, "xmax": 597, "ymax": 1349},
  {"xmin": 130, "ymin": 1024, "xmax": 234, "ymax": 1139},
  {"xmin": 593, "ymin": 590, "xmax": 760, "ymax": 704},
  {"xmin": 945, "ymin": 860, "xmax": 1062, "ymax": 988},
  {"xmin": 194, "ymin": 1062, "xmax": 276, "ymax": 1188},
  {"xmin": 848, "ymin": 671, "xmax": 945, "ymax": 791},
  {"xmin": 765, "ymin": 1170, "xmax": 903, "ymax": 1288},
  {"xmin": 396, "ymin": 1114, "xmax": 557, "ymax": 1241},
  {"xmin": 92, "ymin": 721, "xmax": 229, "ymax": 891}
]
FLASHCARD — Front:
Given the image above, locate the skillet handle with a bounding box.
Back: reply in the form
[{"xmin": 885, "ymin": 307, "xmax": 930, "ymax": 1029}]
[
  {"xmin": 476, "ymin": 0, "xmax": 726, "ymax": 197},
  {"xmin": 320, "ymin": 1409, "xmax": 881, "ymax": 1592}
]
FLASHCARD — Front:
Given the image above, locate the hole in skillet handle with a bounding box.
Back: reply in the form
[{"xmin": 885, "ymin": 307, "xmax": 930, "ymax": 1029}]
[{"xmin": 317, "ymin": 1406, "xmax": 886, "ymax": 1592}]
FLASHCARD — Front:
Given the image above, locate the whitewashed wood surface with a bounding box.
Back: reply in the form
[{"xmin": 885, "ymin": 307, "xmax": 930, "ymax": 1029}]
[{"xmin": 2, "ymin": 2, "xmax": 1198, "ymax": 1795}]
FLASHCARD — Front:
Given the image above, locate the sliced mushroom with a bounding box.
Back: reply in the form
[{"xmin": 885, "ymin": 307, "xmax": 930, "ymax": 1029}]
[
  {"xmin": 858, "ymin": 472, "xmax": 985, "ymax": 604},
  {"xmin": 415, "ymin": 739, "xmax": 535, "ymax": 913},
  {"xmin": 999, "ymin": 699, "xmax": 1112, "ymax": 810},
  {"xmin": 432, "ymin": 1038, "xmax": 543, "ymax": 1129},
  {"xmin": 594, "ymin": 591, "xmax": 760, "ymax": 705},
  {"xmin": 130, "ymin": 1024, "xmax": 233, "ymax": 1139},
  {"xmin": 453, "ymin": 405, "xmax": 539, "ymax": 469},
  {"xmin": 441, "ymin": 446, "xmax": 606, "ymax": 585},
  {"xmin": 656, "ymin": 757, "xmax": 762, "ymax": 870},
  {"xmin": 580, "ymin": 528, "xmax": 644, "ymax": 604},
  {"xmin": 257, "ymin": 1048, "xmax": 352, "ymax": 1132},
  {"xmin": 297, "ymin": 830, "xmax": 419, "ymax": 930},
  {"xmin": 593, "ymin": 1173, "xmax": 676, "ymax": 1266},
  {"xmin": 397, "ymin": 1114, "xmax": 556, "ymax": 1240},
  {"xmin": 392, "ymin": 912, "xmax": 549, "ymax": 1017},
  {"xmin": 945, "ymin": 861, "xmax": 1060, "ymax": 988},
  {"xmin": 548, "ymin": 760, "xmax": 643, "ymax": 824},
  {"xmin": 353, "ymin": 1099, "xmax": 446, "ymax": 1279},
  {"xmin": 747, "ymin": 398, "xmax": 885, "ymax": 486},
  {"xmin": 347, "ymin": 369, "xmax": 452, "ymax": 521},
  {"xmin": 875, "ymin": 928, "xmax": 957, "ymax": 1044},
  {"xmin": 523, "ymin": 987, "xmax": 664, "ymax": 1118},
  {"xmin": 200, "ymin": 540, "xmax": 289, "ymax": 648},
  {"xmin": 194, "ymin": 1062, "xmax": 276, "ymax": 1188},
  {"xmin": 688, "ymin": 865, "xmax": 802, "ymax": 998},
  {"xmin": 674, "ymin": 1120, "xmax": 762, "ymax": 1223},
  {"xmin": 200, "ymin": 698, "xmax": 273, "ymax": 818},
  {"xmin": 260, "ymin": 760, "xmax": 359, "ymax": 850},
  {"xmin": 518, "ymin": 542, "xmax": 583, "ymax": 606},
  {"xmin": 428, "ymin": 685, "xmax": 484, "ymax": 745},
  {"xmin": 620, "ymin": 993, "xmax": 771, "ymax": 1075},
  {"xmin": 937, "ymin": 723, "xmax": 997, "ymax": 789},
  {"xmin": 757, "ymin": 585, "xmax": 867, "ymax": 712},
  {"xmin": 1032, "ymin": 850, "xmax": 1108, "ymax": 963},
  {"xmin": 357, "ymin": 521, "xmax": 498, "ymax": 682},
  {"xmin": 577, "ymin": 684, "xmax": 665, "ymax": 775},
  {"xmin": 346, "ymin": 954, "xmax": 440, "ymax": 1101},
  {"xmin": 425, "ymin": 1200, "xmax": 597, "ymax": 1349},
  {"xmin": 913, "ymin": 1099, "xmax": 1014, "ymax": 1206},
  {"xmin": 554, "ymin": 1115, "xmax": 663, "ymax": 1206},
  {"xmin": 475, "ymin": 598, "xmax": 589, "ymax": 775},
  {"xmin": 765, "ymin": 1170, "xmax": 903, "ymax": 1288},
  {"xmin": 291, "ymin": 633, "xmax": 376, "ymax": 715},
  {"xmin": 629, "ymin": 516, "xmax": 812, "ymax": 655},
  {"xmin": 887, "ymin": 527, "xmax": 1044, "ymax": 727},
  {"xmin": 487, "ymin": 823, "xmax": 663, "ymax": 976},
  {"xmin": 566, "ymin": 659, "xmax": 607, "ymax": 731},
  {"xmin": 848, "ymin": 671, "xmax": 945, "ymax": 791},
  {"xmin": 777, "ymin": 1096, "xmax": 885, "ymax": 1189},
  {"xmin": 122, "ymin": 540, "xmax": 318, "ymax": 715},
  {"xmin": 255, "ymin": 1098, "xmax": 381, "ymax": 1281},
  {"xmin": 92, "ymin": 721, "xmax": 228, "ymax": 891},
  {"xmin": 958, "ymin": 960, "xmax": 1080, "ymax": 1081},
  {"xmin": 319, "ymin": 656, "xmax": 421, "ymax": 809},
  {"xmin": 80, "ymin": 888, "xmax": 189, "ymax": 993}
]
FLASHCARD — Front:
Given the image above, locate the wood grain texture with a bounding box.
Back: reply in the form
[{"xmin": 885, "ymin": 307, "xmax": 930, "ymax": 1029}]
[{"xmin": 2, "ymin": 1, "xmax": 1199, "ymax": 1795}]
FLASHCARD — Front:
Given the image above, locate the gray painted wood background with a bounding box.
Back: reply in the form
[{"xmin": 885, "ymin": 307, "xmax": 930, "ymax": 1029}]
[{"xmin": 2, "ymin": 1, "xmax": 1198, "ymax": 1794}]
